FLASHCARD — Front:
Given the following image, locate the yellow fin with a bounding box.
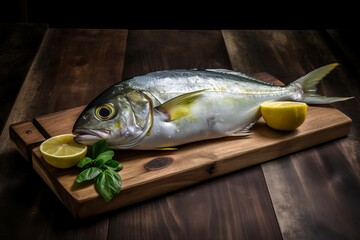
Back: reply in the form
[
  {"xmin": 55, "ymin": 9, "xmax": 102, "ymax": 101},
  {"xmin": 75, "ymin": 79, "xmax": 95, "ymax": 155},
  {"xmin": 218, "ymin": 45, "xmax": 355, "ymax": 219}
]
[
  {"xmin": 156, "ymin": 90, "xmax": 206, "ymax": 121},
  {"xmin": 155, "ymin": 147, "xmax": 178, "ymax": 150}
]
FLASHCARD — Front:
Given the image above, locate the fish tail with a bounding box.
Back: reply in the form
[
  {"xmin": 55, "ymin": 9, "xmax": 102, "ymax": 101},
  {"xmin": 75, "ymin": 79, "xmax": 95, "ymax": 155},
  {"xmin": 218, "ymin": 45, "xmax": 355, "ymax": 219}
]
[{"xmin": 291, "ymin": 63, "xmax": 353, "ymax": 104}]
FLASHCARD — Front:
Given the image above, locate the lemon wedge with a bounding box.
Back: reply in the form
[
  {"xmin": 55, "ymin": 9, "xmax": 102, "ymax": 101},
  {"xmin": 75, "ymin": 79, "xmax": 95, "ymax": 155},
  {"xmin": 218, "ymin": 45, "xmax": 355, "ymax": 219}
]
[
  {"xmin": 40, "ymin": 134, "xmax": 87, "ymax": 169},
  {"xmin": 260, "ymin": 101, "xmax": 308, "ymax": 131}
]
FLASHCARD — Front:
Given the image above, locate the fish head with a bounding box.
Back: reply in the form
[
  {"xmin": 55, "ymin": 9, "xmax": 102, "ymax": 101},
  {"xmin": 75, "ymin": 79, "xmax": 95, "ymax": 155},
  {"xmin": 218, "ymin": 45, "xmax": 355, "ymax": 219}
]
[{"xmin": 73, "ymin": 88, "xmax": 153, "ymax": 149}]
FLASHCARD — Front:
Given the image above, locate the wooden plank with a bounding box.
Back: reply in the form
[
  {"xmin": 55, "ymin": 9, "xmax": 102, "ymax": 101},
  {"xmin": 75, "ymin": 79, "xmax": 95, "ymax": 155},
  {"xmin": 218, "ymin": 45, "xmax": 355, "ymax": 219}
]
[
  {"xmin": 34, "ymin": 106, "xmax": 85, "ymax": 138},
  {"xmin": 9, "ymin": 106, "xmax": 85, "ymax": 161},
  {"xmin": 0, "ymin": 23, "xmax": 47, "ymax": 132},
  {"xmin": 262, "ymin": 143, "xmax": 360, "ymax": 239},
  {"xmin": 325, "ymin": 30, "xmax": 360, "ymax": 76},
  {"xmin": 122, "ymin": 30, "xmax": 233, "ymax": 79},
  {"xmin": 223, "ymin": 30, "xmax": 360, "ymax": 239},
  {"xmin": 1, "ymin": 29, "xmax": 128, "ymax": 240},
  {"xmin": 0, "ymin": 24, "xmax": 47, "ymax": 240},
  {"xmin": 107, "ymin": 166, "xmax": 280, "ymax": 240},
  {"xmin": 9, "ymin": 121, "xmax": 45, "ymax": 160},
  {"xmin": 27, "ymin": 100, "xmax": 351, "ymax": 218}
]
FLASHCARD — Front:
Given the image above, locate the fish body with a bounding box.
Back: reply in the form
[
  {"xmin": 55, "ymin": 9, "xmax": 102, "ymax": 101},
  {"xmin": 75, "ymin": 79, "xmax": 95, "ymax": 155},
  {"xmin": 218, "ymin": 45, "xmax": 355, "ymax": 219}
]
[{"xmin": 73, "ymin": 64, "xmax": 352, "ymax": 150}]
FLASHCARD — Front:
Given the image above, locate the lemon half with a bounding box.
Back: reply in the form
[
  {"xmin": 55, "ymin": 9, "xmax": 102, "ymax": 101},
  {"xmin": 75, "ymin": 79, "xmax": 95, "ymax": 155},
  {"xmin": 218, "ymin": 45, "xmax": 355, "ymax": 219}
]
[
  {"xmin": 40, "ymin": 134, "xmax": 87, "ymax": 169},
  {"xmin": 260, "ymin": 101, "xmax": 308, "ymax": 131}
]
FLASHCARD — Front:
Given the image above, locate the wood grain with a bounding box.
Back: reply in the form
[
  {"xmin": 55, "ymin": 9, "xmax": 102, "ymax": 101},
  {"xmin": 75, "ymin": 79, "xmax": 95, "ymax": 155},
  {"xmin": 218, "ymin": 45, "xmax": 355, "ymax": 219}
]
[
  {"xmin": 122, "ymin": 30, "xmax": 232, "ymax": 79},
  {"xmin": 223, "ymin": 30, "xmax": 360, "ymax": 240},
  {"xmin": 107, "ymin": 166, "xmax": 281, "ymax": 240},
  {"xmin": 0, "ymin": 28, "xmax": 128, "ymax": 240},
  {"xmin": 9, "ymin": 121, "xmax": 45, "ymax": 160},
  {"xmin": 325, "ymin": 30, "xmax": 360, "ymax": 76},
  {"xmin": 0, "ymin": 24, "xmax": 47, "ymax": 240},
  {"xmin": 24, "ymin": 101, "xmax": 351, "ymax": 218},
  {"xmin": 0, "ymin": 23, "xmax": 47, "ymax": 132}
]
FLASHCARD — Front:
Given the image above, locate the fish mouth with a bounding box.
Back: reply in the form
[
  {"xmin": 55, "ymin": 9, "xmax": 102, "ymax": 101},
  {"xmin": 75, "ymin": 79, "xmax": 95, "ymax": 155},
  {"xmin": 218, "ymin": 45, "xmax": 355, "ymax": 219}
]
[{"xmin": 72, "ymin": 128, "xmax": 110, "ymax": 145}]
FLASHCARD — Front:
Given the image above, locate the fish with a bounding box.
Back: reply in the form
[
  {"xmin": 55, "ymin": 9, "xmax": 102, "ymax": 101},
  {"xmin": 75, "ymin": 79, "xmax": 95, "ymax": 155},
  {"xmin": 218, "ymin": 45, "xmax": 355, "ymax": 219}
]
[{"xmin": 72, "ymin": 63, "xmax": 352, "ymax": 150}]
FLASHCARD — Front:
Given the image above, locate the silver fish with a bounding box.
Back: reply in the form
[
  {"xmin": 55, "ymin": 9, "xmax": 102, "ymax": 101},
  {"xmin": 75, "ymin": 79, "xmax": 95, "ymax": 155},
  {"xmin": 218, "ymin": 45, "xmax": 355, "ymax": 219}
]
[{"xmin": 73, "ymin": 63, "xmax": 352, "ymax": 150}]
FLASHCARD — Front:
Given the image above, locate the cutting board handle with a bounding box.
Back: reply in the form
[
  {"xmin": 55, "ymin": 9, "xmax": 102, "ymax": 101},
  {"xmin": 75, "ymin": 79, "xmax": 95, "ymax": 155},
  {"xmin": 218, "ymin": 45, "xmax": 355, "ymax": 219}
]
[{"xmin": 9, "ymin": 121, "xmax": 46, "ymax": 161}]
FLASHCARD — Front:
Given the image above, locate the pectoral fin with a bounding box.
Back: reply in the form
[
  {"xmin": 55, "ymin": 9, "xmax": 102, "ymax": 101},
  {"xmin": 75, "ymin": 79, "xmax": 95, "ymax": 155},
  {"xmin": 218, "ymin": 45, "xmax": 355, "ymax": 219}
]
[{"xmin": 155, "ymin": 90, "xmax": 206, "ymax": 122}]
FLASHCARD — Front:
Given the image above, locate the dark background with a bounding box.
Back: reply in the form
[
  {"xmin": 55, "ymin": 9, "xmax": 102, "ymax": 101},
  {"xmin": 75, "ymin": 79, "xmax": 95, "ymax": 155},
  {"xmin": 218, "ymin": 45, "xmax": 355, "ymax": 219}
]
[{"xmin": 0, "ymin": 0, "xmax": 359, "ymax": 29}]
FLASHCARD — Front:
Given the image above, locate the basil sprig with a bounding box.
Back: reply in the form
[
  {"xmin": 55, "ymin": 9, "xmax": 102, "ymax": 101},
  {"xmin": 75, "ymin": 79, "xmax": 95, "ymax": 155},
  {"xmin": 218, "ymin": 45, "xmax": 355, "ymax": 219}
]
[{"xmin": 75, "ymin": 140, "xmax": 123, "ymax": 202}]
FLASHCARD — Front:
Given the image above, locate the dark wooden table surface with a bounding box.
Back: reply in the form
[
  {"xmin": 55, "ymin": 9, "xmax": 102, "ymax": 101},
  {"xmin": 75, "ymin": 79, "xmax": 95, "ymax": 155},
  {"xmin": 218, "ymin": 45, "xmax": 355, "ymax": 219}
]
[{"xmin": 1, "ymin": 25, "xmax": 360, "ymax": 240}]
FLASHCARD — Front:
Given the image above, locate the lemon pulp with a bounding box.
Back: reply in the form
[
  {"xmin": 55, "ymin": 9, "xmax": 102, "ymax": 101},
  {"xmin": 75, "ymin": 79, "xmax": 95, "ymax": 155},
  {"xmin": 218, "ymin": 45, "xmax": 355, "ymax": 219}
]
[
  {"xmin": 260, "ymin": 101, "xmax": 308, "ymax": 131},
  {"xmin": 40, "ymin": 134, "xmax": 87, "ymax": 169}
]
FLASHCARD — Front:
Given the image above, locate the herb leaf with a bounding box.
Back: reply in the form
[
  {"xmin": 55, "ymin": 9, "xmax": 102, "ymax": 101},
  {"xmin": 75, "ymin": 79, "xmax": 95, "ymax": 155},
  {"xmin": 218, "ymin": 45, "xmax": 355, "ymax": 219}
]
[
  {"xmin": 76, "ymin": 167, "xmax": 102, "ymax": 183},
  {"xmin": 96, "ymin": 169, "xmax": 122, "ymax": 202},
  {"xmin": 94, "ymin": 158, "xmax": 106, "ymax": 168},
  {"xmin": 77, "ymin": 157, "xmax": 94, "ymax": 168},
  {"xmin": 104, "ymin": 160, "xmax": 123, "ymax": 171},
  {"xmin": 92, "ymin": 140, "xmax": 109, "ymax": 159},
  {"xmin": 75, "ymin": 140, "xmax": 123, "ymax": 202},
  {"xmin": 96, "ymin": 150, "xmax": 114, "ymax": 162}
]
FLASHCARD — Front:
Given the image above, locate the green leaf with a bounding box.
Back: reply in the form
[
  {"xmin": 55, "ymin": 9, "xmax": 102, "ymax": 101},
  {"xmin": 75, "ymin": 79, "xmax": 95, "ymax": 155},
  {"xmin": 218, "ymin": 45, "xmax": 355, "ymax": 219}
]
[
  {"xmin": 94, "ymin": 158, "xmax": 106, "ymax": 168},
  {"xmin": 77, "ymin": 157, "xmax": 94, "ymax": 168},
  {"xmin": 104, "ymin": 160, "xmax": 123, "ymax": 171},
  {"xmin": 76, "ymin": 167, "xmax": 102, "ymax": 183},
  {"xmin": 96, "ymin": 169, "xmax": 121, "ymax": 202},
  {"xmin": 92, "ymin": 139, "xmax": 109, "ymax": 158},
  {"xmin": 95, "ymin": 150, "xmax": 114, "ymax": 162},
  {"xmin": 75, "ymin": 139, "xmax": 123, "ymax": 202}
]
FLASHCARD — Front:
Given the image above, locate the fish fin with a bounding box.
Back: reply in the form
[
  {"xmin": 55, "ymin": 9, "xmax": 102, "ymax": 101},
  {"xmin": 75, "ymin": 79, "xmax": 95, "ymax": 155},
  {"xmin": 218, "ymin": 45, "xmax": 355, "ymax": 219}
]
[
  {"xmin": 227, "ymin": 131, "xmax": 251, "ymax": 137},
  {"xmin": 291, "ymin": 63, "xmax": 354, "ymax": 104},
  {"xmin": 155, "ymin": 147, "xmax": 178, "ymax": 150},
  {"xmin": 155, "ymin": 90, "xmax": 206, "ymax": 122},
  {"xmin": 227, "ymin": 121, "xmax": 257, "ymax": 137}
]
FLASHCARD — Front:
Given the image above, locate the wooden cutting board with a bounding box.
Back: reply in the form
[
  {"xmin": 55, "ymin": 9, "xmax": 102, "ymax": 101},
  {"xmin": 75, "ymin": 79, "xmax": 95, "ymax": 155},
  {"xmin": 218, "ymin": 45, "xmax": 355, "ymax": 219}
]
[{"xmin": 9, "ymin": 74, "xmax": 352, "ymax": 218}]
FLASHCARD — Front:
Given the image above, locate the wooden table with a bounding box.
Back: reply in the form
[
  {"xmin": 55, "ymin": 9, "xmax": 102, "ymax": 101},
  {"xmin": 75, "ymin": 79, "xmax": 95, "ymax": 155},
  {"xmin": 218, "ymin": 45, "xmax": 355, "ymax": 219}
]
[{"xmin": 1, "ymin": 25, "xmax": 359, "ymax": 239}]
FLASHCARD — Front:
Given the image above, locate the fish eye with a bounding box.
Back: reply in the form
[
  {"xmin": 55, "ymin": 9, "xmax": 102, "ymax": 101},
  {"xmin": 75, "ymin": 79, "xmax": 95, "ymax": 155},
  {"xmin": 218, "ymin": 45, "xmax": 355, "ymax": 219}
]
[{"xmin": 95, "ymin": 103, "xmax": 115, "ymax": 120}]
